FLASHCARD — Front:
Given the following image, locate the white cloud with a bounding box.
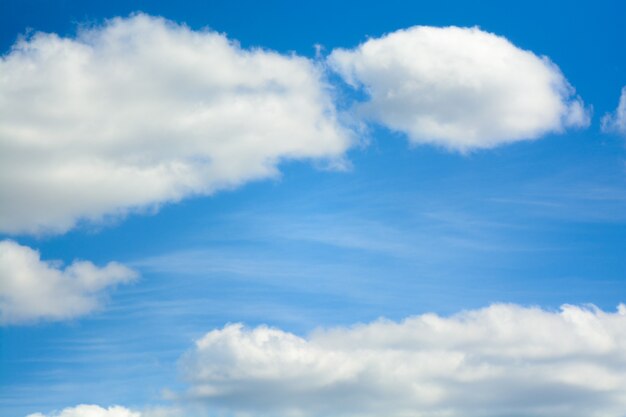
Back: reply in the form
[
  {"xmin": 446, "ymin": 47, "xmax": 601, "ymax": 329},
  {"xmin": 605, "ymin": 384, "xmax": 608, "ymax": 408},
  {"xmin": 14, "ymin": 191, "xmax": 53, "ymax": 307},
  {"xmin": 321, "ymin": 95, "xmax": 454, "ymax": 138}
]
[
  {"xmin": 328, "ymin": 26, "xmax": 590, "ymax": 151},
  {"xmin": 181, "ymin": 303, "xmax": 626, "ymax": 417},
  {"xmin": 0, "ymin": 240, "xmax": 137, "ymax": 324},
  {"xmin": 27, "ymin": 405, "xmax": 140, "ymax": 417},
  {"xmin": 26, "ymin": 405, "xmax": 190, "ymax": 417},
  {"xmin": 0, "ymin": 14, "xmax": 352, "ymax": 235},
  {"xmin": 601, "ymin": 86, "xmax": 626, "ymax": 135}
]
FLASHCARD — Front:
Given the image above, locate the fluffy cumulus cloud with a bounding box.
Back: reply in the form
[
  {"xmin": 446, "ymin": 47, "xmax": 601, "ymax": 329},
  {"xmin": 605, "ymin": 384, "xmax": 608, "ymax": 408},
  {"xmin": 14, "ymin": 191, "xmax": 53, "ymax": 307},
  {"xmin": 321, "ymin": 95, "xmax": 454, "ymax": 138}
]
[
  {"xmin": 27, "ymin": 405, "xmax": 140, "ymax": 417},
  {"xmin": 181, "ymin": 303, "xmax": 626, "ymax": 417},
  {"xmin": 0, "ymin": 14, "xmax": 352, "ymax": 234},
  {"xmin": 601, "ymin": 86, "xmax": 626, "ymax": 135},
  {"xmin": 328, "ymin": 26, "xmax": 590, "ymax": 151},
  {"xmin": 0, "ymin": 240, "xmax": 137, "ymax": 324}
]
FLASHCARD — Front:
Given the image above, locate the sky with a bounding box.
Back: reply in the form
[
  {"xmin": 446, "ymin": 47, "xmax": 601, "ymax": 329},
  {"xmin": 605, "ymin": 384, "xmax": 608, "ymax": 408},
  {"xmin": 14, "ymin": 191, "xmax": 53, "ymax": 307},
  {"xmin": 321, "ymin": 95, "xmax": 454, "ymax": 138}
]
[{"xmin": 1, "ymin": 1, "xmax": 626, "ymax": 417}]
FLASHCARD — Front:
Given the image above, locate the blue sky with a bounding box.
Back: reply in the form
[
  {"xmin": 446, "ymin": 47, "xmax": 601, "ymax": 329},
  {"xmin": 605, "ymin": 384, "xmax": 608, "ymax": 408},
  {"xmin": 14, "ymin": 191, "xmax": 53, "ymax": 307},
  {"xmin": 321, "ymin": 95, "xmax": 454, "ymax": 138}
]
[{"xmin": 1, "ymin": 1, "xmax": 626, "ymax": 417}]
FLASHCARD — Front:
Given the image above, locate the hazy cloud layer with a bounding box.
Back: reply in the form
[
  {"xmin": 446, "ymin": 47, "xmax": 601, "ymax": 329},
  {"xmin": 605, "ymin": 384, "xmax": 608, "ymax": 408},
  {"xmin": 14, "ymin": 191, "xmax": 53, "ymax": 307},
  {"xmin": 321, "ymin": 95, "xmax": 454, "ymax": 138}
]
[
  {"xmin": 27, "ymin": 405, "xmax": 140, "ymax": 417},
  {"xmin": 0, "ymin": 14, "xmax": 352, "ymax": 234},
  {"xmin": 0, "ymin": 240, "xmax": 137, "ymax": 324},
  {"xmin": 181, "ymin": 304, "xmax": 626, "ymax": 417},
  {"xmin": 601, "ymin": 86, "xmax": 626, "ymax": 135},
  {"xmin": 328, "ymin": 26, "xmax": 590, "ymax": 151}
]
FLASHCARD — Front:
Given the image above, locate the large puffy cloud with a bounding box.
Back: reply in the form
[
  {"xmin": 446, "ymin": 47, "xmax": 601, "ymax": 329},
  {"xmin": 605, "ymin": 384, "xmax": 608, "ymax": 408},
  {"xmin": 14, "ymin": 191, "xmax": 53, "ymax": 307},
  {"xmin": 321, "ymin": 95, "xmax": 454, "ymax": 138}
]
[
  {"xmin": 601, "ymin": 86, "xmax": 626, "ymax": 135},
  {"xmin": 27, "ymin": 405, "xmax": 140, "ymax": 417},
  {"xmin": 328, "ymin": 26, "xmax": 589, "ymax": 151},
  {"xmin": 181, "ymin": 304, "xmax": 626, "ymax": 417},
  {"xmin": 0, "ymin": 14, "xmax": 352, "ymax": 235},
  {"xmin": 0, "ymin": 240, "xmax": 137, "ymax": 324}
]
